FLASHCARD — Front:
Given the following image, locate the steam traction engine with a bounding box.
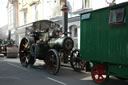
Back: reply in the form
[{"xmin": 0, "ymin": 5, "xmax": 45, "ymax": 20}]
[
  {"xmin": 1, "ymin": 39, "xmax": 18, "ymax": 57},
  {"xmin": 19, "ymin": 20, "xmax": 81, "ymax": 74}
]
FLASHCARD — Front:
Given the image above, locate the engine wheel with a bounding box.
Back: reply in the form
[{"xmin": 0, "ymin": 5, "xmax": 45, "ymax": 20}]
[
  {"xmin": 70, "ymin": 49, "xmax": 82, "ymax": 72},
  {"xmin": 19, "ymin": 38, "xmax": 35, "ymax": 67},
  {"xmin": 45, "ymin": 49, "xmax": 60, "ymax": 75},
  {"xmin": 4, "ymin": 53, "xmax": 7, "ymax": 56},
  {"xmin": 91, "ymin": 64, "xmax": 109, "ymax": 84}
]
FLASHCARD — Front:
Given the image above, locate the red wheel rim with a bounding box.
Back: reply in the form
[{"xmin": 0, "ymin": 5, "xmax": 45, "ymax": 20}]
[{"xmin": 91, "ymin": 64, "xmax": 107, "ymax": 83}]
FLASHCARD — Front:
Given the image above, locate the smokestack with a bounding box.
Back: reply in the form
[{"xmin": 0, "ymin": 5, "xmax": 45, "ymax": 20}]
[
  {"xmin": 8, "ymin": 30, "xmax": 11, "ymax": 40},
  {"xmin": 61, "ymin": 1, "xmax": 69, "ymax": 36}
]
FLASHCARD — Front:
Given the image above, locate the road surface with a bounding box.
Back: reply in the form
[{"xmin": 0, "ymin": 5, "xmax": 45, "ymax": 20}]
[{"xmin": 0, "ymin": 56, "xmax": 128, "ymax": 85}]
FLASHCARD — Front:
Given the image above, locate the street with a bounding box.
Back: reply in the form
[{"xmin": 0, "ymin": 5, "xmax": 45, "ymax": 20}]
[{"xmin": 0, "ymin": 56, "xmax": 128, "ymax": 85}]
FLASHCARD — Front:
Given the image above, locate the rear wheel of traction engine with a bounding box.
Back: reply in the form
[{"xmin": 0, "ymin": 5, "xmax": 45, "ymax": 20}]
[
  {"xmin": 91, "ymin": 64, "xmax": 109, "ymax": 84},
  {"xmin": 45, "ymin": 49, "xmax": 60, "ymax": 75},
  {"xmin": 4, "ymin": 53, "xmax": 7, "ymax": 56},
  {"xmin": 19, "ymin": 38, "xmax": 35, "ymax": 67},
  {"xmin": 70, "ymin": 49, "xmax": 82, "ymax": 72}
]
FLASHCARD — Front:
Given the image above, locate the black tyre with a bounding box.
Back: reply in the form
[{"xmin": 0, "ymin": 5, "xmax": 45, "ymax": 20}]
[
  {"xmin": 45, "ymin": 49, "xmax": 60, "ymax": 75},
  {"xmin": 19, "ymin": 38, "xmax": 35, "ymax": 67},
  {"xmin": 70, "ymin": 49, "xmax": 82, "ymax": 72},
  {"xmin": 4, "ymin": 53, "xmax": 7, "ymax": 56}
]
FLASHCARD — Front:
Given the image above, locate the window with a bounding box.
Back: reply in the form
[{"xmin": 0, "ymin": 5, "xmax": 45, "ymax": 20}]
[
  {"xmin": 82, "ymin": 0, "xmax": 90, "ymax": 9},
  {"xmin": 69, "ymin": 25, "xmax": 78, "ymax": 49},
  {"xmin": 32, "ymin": 5, "xmax": 38, "ymax": 21},
  {"xmin": 54, "ymin": 0, "xmax": 57, "ymax": 3},
  {"xmin": 109, "ymin": 7, "xmax": 126, "ymax": 25},
  {"xmin": 8, "ymin": 6, "xmax": 13, "ymax": 25},
  {"xmin": 65, "ymin": 0, "xmax": 90, "ymax": 12},
  {"xmin": 70, "ymin": 25, "xmax": 78, "ymax": 38},
  {"xmin": 60, "ymin": 0, "xmax": 66, "ymax": 5},
  {"xmin": 69, "ymin": 27, "xmax": 72, "ymax": 37},
  {"xmin": 73, "ymin": 0, "xmax": 82, "ymax": 11},
  {"xmin": 23, "ymin": 11, "xmax": 27, "ymax": 24},
  {"xmin": 35, "ymin": 5, "xmax": 38, "ymax": 21},
  {"xmin": 74, "ymin": 28, "xmax": 77, "ymax": 37},
  {"xmin": 22, "ymin": 0, "xmax": 27, "ymax": 6}
]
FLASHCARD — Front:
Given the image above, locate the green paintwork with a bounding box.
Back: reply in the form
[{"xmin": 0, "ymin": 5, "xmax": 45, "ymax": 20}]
[
  {"xmin": 80, "ymin": 2, "xmax": 128, "ymax": 78},
  {"xmin": 109, "ymin": 64, "xmax": 128, "ymax": 78}
]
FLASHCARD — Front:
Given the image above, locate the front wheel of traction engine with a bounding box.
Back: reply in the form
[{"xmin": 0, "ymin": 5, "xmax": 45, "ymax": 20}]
[
  {"xmin": 45, "ymin": 49, "xmax": 60, "ymax": 75},
  {"xmin": 19, "ymin": 38, "xmax": 35, "ymax": 67}
]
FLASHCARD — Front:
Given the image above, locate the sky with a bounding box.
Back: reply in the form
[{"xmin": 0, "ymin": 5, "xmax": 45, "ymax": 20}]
[{"xmin": 0, "ymin": 0, "xmax": 8, "ymax": 27}]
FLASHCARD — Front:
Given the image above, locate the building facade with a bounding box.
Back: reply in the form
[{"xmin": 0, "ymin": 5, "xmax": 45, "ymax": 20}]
[
  {"xmin": 12, "ymin": 0, "xmax": 128, "ymax": 47},
  {"xmin": 17, "ymin": 0, "xmax": 63, "ymax": 45},
  {"xmin": 18, "ymin": 0, "xmax": 63, "ymax": 26},
  {"xmin": 15, "ymin": 0, "xmax": 91, "ymax": 47},
  {"xmin": 7, "ymin": 0, "xmax": 18, "ymax": 42}
]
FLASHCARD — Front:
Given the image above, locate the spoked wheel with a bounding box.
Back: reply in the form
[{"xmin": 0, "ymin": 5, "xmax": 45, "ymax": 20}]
[
  {"xmin": 91, "ymin": 64, "xmax": 109, "ymax": 84},
  {"xmin": 46, "ymin": 49, "xmax": 60, "ymax": 75},
  {"xmin": 70, "ymin": 49, "xmax": 82, "ymax": 72},
  {"xmin": 19, "ymin": 38, "xmax": 35, "ymax": 67}
]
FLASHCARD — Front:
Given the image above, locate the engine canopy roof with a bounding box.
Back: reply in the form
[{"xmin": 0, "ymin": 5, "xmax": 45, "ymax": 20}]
[{"xmin": 33, "ymin": 20, "xmax": 60, "ymax": 32}]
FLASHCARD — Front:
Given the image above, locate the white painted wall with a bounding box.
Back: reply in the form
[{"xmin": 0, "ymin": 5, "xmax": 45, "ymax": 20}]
[
  {"xmin": 43, "ymin": 0, "xmax": 61, "ymax": 19},
  {"xmin": 43, "ymin": 0, "xmax": 52, "ymax": 19},
  {"xmin": 90, "ymin": 0, "xmax": 106, "ymax": 10}
]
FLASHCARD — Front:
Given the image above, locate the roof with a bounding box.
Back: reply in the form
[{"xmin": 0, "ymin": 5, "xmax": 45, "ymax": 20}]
[
  {"xmin": 81, "ymin": 1, "xmax": 128, "ymax": 15},
  {"xmin": 17, "ymin": 20, "xmax": 60, "ymax": 33},
  {"xmin": 33, "ymin": 20, "xmax": 60, "ymax": 32}
]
